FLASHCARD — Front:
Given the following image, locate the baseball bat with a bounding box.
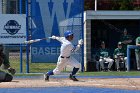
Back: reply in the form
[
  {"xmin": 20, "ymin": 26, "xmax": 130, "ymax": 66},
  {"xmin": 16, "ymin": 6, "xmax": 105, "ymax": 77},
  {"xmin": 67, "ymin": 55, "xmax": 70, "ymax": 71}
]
[{"xmin": 24, "ymin": 38, "xmax": 47, "ymax": 44}]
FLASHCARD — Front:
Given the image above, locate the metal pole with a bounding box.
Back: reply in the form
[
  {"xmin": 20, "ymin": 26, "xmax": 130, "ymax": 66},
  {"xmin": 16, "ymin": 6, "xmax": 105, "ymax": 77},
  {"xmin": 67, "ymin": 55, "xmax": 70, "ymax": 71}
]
[
  {"xmin": 26, "ymin": 0, "xmax": 29, "ymax": 73},
  {"xmin": 19, "ymin": 0, "xmax": 23, "ymax": 73},
  {"xmin": 0, "ymin": 0, "xmax": 2, "ymax": 14},
  {"xmin": 127, "ymin": 45, "xmax": 130, "ymax": 71},
  {"xmin": 19, "ymin": 0, "xmax": 22, "ymax": 14},
  {"xmin": 81, "ymin": 0, "xmax": 84, "ymax": 72},
  {"xmin": 95, "ymin": 0, "xmax": 97, "ymax": 11},
  {"xmin": 20, "ymin": 44, "xmax": 23, "ymax": 73}
]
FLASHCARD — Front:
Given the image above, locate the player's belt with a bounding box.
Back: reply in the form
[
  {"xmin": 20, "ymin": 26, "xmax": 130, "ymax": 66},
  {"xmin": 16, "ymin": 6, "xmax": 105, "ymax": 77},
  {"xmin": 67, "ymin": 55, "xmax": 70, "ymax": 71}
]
[{"xmin": 61, "ymin": 56, "xmax": 70, "ymax": 58}]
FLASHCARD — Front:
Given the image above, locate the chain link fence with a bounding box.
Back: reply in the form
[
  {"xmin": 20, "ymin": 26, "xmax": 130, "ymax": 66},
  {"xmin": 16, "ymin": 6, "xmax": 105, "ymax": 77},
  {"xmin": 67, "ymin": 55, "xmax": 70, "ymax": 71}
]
[
  {"xmin": 0, "ymin": 0, "xmax": 84, "ymax": 74},
  {"xmin": 1, "ymin": 0, "xmax": 26, "ymax": 14},
  {"xmin": 4, "ymin": 44, "xmax": 57, "ymax": 73}
]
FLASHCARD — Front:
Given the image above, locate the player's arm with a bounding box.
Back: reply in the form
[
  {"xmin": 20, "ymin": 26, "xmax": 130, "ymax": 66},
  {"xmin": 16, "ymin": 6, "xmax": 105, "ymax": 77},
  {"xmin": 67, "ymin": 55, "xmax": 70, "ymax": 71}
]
[
  {"xmin": 71, "ymin": 39, "xmax": 83, "ymax": 52},
  {"xmin": 113, "ymin": 49, "xmax": 117, "ymax": 58},
  {"xmin": 49, "ymin": 35, "xmax": 64, "ymax": 43},
  {"xmin": 71, "ymin": 45, "xmax": 81, "ymax": 52},
  {"xmin": 122, "ymin": 39, "xmax": 132, "ymax": 44}
]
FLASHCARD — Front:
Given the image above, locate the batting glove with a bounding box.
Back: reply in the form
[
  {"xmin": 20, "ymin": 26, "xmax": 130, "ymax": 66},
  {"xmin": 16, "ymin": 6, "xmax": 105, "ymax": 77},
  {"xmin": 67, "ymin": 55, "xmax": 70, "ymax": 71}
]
[
  {"xmin": 78, "ymin": 39, "xmax": 83, "ymax": 45},
  {"xmin": 49, "ymin": 35, "xmax": 56, "ymax": 39}
]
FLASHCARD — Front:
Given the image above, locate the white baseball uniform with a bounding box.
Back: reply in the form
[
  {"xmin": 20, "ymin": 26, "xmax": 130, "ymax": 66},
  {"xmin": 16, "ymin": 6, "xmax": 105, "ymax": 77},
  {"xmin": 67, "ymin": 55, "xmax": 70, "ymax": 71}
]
[{"xmin": 53, "ymin": 37, "xmax": 81, "ymax": 75}]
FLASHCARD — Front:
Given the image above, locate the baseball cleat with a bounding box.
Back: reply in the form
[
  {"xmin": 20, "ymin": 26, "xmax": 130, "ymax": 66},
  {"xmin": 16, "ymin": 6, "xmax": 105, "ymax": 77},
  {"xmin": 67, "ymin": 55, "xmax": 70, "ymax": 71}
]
[
  {"xmin": 44, "ymin": 73, "xmax": 49, "ymax": 81},
  {"xmin": 69, "ymin": 74, "xmax": 79, "ymax": 81}
]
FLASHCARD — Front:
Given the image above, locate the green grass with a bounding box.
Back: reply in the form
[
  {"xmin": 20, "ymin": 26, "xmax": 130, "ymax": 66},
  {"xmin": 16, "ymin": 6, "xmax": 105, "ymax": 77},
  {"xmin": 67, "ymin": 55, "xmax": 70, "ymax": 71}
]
[
  {"xmin": 9, "ymin": 55, "xmax": 140, "ymax": 76},
  {"xmin": 10, "ymin": 57, "xmax": 56, "ymax": 73}
]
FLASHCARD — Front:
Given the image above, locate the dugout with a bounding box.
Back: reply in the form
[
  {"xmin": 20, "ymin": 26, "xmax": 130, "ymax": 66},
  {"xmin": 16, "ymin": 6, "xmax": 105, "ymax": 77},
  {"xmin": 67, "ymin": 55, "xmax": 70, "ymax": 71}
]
[{"xmin": 84, "ymin": 11, "xmax": 140, "ymax": 71}]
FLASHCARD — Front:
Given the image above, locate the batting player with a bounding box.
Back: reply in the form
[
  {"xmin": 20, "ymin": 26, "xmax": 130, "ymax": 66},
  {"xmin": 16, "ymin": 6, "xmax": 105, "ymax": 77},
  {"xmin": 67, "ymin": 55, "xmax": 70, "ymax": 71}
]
[
  {"xmin": 0, "ymin": 44, "xmax": 16, "ymax": 82},
  {"xmin": 44, "ymin": 30, "xmax": 83, "ymax": 81}
]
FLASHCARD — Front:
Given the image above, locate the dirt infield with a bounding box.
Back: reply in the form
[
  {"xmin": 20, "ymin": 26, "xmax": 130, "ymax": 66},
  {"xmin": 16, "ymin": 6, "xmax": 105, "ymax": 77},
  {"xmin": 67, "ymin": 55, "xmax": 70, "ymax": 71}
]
[{"xmin": 0, "ymin": 77, "xmax": 140, "ymax": 90}]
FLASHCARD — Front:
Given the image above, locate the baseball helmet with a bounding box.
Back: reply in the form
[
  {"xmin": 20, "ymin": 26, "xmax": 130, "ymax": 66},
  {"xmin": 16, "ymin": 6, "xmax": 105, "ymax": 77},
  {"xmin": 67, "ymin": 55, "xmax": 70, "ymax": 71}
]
[
  {"xmin": 118, "ymin": 42, "xmax": 122, "ymax": 45},
  {"xmin": 64, "ymin": 30, "xmax": 73, "ymax": 38}
]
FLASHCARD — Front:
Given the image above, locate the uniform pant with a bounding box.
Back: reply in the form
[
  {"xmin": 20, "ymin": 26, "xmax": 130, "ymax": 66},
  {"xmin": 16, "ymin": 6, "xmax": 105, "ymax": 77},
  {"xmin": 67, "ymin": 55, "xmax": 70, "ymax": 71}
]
[
  {"xmin": 135, "ymin": 52, "xmax": 140, "ymax": 70},
  {"xmin": 115, "ymin": 57, "xmax": 127, "ymax": 70},
  {"xmin": 99, "ymin": 57, "xmax": 114, "ymax": 69},
  {"xmin": 53, "ymin": 56, "xmax": 80, "ymax": 75}
]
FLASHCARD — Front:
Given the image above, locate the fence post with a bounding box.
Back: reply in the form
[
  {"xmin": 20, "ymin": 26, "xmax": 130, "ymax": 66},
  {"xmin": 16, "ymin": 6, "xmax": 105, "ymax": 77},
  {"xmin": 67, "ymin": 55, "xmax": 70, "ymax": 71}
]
[
  {"xmin": 127, "ymin": 45, "xmax": 130, "ymax": 71},
  {"xmin": 20, "ymin": 44, "xmax": 23, "ymax": 73},
  {"xmin": 26, "ymin": 0, "xmax": 29, "ymax": 73}
]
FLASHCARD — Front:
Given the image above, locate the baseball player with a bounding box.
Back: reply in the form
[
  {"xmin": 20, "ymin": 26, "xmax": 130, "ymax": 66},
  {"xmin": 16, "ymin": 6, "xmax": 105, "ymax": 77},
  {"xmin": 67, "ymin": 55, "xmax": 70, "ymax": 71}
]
[
  {"xmin": 120, "ymin": 28, "xmax": 133, "ymax": 51},
  {"xmin": 44, "ymin": 30, "xmax": 83, "ymax": 81},
  {"xmin": 135, "ymin": 35, "xmax": 140, "ymax": 71},
  {"xmin": 0, "ymin": 44, "xmax": 16, "ymax": 82},
  {"xmin": 98, "ymin": 41, "xmax": 114, "ymax": 71},
  {"xmin": 113, "ymin": 42, "xmax": 127, "ymax": 71}
]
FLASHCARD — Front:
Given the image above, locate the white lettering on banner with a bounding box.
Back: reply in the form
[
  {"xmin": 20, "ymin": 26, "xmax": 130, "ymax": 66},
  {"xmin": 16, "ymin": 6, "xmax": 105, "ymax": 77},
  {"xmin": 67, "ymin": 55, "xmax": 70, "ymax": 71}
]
[
  {"xmin": 32, "ymin": 47, "xmax": 79, "ymax": 55},
  {"xmin": 32, "ymin": 47, "xmax": 60, "ymax": 55},
  {"xmin": 4, "ymin": 25, "xmax": 21, "ymax": 29},
  {"xmin": 36, "ymin": 0, "xmax": 74, "ymax": 39},
  {"xmin": 0, "ymin": 35, "xmax": 26, "ymax": 38}
]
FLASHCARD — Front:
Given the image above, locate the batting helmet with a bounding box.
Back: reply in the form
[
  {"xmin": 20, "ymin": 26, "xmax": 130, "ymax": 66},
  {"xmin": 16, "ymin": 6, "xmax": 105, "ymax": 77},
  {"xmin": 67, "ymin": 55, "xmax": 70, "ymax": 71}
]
[{"xmin": 64, "ymin": 30, "xmax": 73, "ymax": 38}]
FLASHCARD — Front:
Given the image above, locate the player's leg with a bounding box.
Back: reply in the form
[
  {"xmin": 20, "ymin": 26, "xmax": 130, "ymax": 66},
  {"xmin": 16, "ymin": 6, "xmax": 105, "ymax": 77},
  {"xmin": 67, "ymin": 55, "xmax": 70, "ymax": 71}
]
[
  {"xmin": 124, "ymin": 57, "xmax": 127, "ymax": 71},
  {"xmin": 44, "ymin": 57, "xmax": 68, "ymax": 81},
  {"xmin": 99, "ymin": 58, "xmax": 105, "ymax": 71},
  {"xmin": 68, "ymin": 57, "xmax": 80, "ymax": 81},
  {"xmin": 115, "ymin": 58, "xmax": 120, "ymax": 71},
  {"xmin": 105, "ymin": 58, "xmax": 114, "ymax": 71},
  {"xmin": 135, "ymin": 52, "xmax": 140, "ymax": 71},
  {"xmin": 137, "ymin": 53, "xmax": 140, "ymax": 70}
]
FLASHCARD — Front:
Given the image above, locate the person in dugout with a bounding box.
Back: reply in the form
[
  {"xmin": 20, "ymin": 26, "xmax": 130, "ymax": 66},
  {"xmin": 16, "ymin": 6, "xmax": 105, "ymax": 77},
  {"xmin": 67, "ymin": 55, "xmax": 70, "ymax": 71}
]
[
  {"xmin": 113, "ymin": 42, "xmax": 127, "ymax": 71},
  {"xmin": 97, "ymin": 41, "xmax": 114, "ymax": 71},
  {"xmin": 0, "ymin": 44, "xmax": 16, "ymax": 82}
]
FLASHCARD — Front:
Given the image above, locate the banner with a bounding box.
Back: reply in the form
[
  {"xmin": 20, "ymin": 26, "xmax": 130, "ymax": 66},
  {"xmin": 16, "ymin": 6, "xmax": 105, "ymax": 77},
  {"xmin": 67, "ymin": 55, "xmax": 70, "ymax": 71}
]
[
  {"xmin": 0, "ymin": 14, "xmax": 26, "ymax": 44},
  {"xmin": 31, "ymin": 0, "xmax": 83, "ymax": 63}
]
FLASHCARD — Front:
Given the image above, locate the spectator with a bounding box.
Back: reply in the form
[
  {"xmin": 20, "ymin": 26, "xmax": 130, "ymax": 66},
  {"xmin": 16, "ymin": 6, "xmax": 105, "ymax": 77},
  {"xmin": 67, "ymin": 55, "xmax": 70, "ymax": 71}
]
[
  {"xmin": 97, "ymin": 41, "xmax": 114, "ymax": 71},
  {"xmin": 0, "ymin": 44, "xmax": 16, "ymax": 82},
  {"xmin": 113, "ymin": 42, "xmax": 127, "ymax": 71},
  {"xmin": 135, "ymin": 35, "xmax": 140, "ymax": 71}
]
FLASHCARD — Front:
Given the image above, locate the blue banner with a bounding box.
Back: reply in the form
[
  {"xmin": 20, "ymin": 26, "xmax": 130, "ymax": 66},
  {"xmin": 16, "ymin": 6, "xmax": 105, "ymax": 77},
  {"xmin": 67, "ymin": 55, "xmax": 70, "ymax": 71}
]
[{"xmin": 31, "ymin": 0, "xmax": 83, "ymax": 63}]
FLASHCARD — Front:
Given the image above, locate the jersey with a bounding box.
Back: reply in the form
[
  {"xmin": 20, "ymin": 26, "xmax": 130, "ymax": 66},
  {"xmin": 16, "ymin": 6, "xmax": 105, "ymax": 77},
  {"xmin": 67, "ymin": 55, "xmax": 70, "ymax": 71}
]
[
  {"xmin": 135, "ymin": 36, "xmax": 140, "ymax": 52},
  {"xmin": 120, "ymin": 34, "xmax": 133, "ymax": 44},
  {"xmin": 120, "ymin": 34, "xmax": 133, "ymax": 51},
  {"xmin": 113, "ymin": 48, "xmax": 126, "ymax": 57},
  {"xmin": 98, "ymin": 48, "xmax": 110, "ymax": 58},
  {"xmin": 56, "ymin": 37, "xmax": 80, "ymax": 57}
]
